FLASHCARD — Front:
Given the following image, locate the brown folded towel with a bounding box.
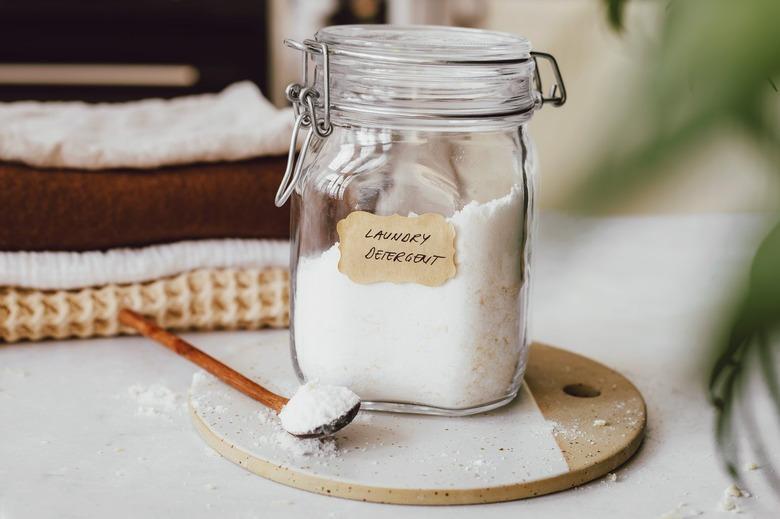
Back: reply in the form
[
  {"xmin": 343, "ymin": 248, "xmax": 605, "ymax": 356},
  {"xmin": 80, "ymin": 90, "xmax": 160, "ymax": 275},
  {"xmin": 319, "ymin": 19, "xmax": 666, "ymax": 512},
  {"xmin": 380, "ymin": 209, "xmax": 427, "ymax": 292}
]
[{"xmin": 0, "ymin": 157, "xmax": 290, "ymax": 252}]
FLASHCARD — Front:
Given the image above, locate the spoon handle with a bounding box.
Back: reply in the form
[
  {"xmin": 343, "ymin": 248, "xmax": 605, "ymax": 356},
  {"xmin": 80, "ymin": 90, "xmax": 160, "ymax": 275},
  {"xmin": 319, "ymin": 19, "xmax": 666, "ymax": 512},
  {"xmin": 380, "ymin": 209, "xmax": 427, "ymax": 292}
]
[{"xmin": 118, "ymin": 309, "xmax": 289, "ymax": 413}]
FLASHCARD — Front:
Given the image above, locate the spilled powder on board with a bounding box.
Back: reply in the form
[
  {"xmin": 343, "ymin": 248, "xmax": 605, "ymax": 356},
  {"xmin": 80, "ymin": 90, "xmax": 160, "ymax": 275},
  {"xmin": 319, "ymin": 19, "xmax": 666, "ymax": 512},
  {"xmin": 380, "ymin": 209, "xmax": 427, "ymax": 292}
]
[{"xmin": 191, "ymin": 371, "xmax": 340, "ymax": 460}]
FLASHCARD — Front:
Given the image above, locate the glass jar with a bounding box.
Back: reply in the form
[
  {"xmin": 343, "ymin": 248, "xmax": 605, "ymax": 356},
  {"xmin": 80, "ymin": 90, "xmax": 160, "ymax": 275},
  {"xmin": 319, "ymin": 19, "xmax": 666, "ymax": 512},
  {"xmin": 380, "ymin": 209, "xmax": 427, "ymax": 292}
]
[{"xmin": 276, "ymin": 25, "xmax": 565, "ymax": 416}]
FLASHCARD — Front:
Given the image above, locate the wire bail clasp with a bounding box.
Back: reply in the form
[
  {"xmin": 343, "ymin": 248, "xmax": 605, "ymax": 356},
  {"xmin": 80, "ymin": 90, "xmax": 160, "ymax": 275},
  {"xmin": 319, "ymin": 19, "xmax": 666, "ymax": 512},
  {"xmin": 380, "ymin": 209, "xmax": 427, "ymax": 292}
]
[
  {"xmin": 275, "ymin": 39, "xmax": 333, "ymax": 207},
  {"xmin": 531, "ymin": 51, "xmax": 567, "ymax": 107}
]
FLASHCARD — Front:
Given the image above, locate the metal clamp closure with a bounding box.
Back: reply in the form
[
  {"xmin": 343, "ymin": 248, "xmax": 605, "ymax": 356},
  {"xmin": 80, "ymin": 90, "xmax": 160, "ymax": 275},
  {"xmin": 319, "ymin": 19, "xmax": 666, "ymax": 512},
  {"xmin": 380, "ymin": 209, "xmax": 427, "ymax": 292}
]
[
  {"xmin": 275, "ymin": 41, "xmax": 567, "ymax": 207},
  {"xmin": 531, "ymin": 51, "xmax": 567, "ymax": 107},
  {"xmin": 275, "ymin": 39, "xmax": 333, "ymax": 207}
]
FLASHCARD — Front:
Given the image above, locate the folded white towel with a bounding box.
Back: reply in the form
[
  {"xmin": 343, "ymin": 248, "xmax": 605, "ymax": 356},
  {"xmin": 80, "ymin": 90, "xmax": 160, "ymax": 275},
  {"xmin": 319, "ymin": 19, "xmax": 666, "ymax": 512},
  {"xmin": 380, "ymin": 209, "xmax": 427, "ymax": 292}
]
[
  {"xmin": 0, "ymin": 82, "xmax": 292, "ymax": 170},
  {"xmin": 0, "ymin": 239, "xmax": 289, "ymax": 290}
]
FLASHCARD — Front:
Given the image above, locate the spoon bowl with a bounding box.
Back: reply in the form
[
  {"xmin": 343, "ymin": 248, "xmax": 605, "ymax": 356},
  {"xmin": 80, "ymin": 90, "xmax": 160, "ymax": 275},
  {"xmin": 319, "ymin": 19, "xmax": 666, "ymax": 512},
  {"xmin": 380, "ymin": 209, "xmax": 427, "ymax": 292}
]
[{"xmin": 292, "ymin": 402, "xmax": 361, "ymax": 439}]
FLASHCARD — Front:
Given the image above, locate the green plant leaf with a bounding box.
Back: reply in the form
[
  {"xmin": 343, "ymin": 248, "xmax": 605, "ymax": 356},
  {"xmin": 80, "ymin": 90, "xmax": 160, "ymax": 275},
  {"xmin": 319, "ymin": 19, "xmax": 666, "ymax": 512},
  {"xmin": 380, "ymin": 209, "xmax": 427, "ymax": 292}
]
[
  {"xmin": 605, "ymin": 0, "xmax": 628, "ymax": 31},
  {"xmin": 585, "ymin": 0, "xmax": 780, "ymax": 487},
  {"xmin": 579, "ymin": 0, "xmax": 780, "ymax": 212},
  {"xmin": 709, "ymin": 220, "xmax": 780, "ymax": 486}
]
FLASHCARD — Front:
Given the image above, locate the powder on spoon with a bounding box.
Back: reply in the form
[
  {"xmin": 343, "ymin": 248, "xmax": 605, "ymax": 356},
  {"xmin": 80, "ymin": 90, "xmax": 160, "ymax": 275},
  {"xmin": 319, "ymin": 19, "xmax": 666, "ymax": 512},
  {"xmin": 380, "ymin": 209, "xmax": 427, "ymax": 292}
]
[{"xmin": 279, "ymin": 381, "xmax": 360, "ymax": 436}]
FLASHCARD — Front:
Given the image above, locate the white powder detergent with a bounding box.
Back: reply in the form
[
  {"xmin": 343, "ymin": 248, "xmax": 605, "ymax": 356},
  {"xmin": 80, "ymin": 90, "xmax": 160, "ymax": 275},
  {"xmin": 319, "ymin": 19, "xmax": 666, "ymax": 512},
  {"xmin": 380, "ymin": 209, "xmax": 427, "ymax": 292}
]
[
  {"xmin": 293, "ymin": 188, "xmax": 526, "ymax": 409},
  {"xmin": 279, "ymin": 381, "xmax": 360, "ymax": 435}
]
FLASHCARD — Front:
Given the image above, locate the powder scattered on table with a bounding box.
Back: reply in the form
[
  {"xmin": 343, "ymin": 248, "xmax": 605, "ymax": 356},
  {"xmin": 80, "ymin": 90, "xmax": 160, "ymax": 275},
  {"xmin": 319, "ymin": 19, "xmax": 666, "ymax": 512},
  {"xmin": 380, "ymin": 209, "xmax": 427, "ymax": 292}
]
[
  {"xmin": 718, "ymin": 483, "xmax": 750, "ymax": 513},
  {"xmin": 725, "ymin": 484, "xmax": 743, "ymax": 497},
  {"xmin": 657, "ymin": 503, "xmax": 702, "ymax": 519},
  {"xmin": 127, "ymin": 383, "xmax": 182, "ymax": 418},
  {"xmin": 718, "ymin": 497, "xmax": 737, "ymax": 512}
]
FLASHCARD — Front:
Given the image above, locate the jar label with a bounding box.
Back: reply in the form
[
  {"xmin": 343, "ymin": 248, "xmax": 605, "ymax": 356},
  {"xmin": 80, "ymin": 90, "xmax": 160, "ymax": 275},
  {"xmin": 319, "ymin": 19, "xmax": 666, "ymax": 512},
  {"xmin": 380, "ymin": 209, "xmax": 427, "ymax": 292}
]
[{"xmin": 336, "ymin": 211, "xmax": 457, "ymax": 286}]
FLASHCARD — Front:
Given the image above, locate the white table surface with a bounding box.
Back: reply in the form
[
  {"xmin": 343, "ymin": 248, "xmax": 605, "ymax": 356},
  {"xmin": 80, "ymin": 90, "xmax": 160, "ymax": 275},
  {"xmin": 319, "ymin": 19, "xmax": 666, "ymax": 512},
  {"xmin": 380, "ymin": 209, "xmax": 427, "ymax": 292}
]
[{"xmin": 1, "ymin": 213, "xmax": 777, "ymax": 518}]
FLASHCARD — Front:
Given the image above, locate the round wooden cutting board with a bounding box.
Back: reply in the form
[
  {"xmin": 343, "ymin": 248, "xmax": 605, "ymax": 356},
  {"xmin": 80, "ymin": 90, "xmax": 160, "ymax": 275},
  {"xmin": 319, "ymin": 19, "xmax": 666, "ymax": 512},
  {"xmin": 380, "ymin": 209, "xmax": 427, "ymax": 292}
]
[{"xmin": 189, "ymin": 331, "xmax": 646, "ymax": 505}]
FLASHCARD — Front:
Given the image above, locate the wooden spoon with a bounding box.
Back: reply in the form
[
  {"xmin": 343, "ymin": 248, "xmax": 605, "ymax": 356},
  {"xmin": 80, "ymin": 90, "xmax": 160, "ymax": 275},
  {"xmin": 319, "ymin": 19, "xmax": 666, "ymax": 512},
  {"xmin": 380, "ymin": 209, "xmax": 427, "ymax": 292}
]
[{"xmin": 118, "ymin": 309, "xmax": 360, "ymax": 439}]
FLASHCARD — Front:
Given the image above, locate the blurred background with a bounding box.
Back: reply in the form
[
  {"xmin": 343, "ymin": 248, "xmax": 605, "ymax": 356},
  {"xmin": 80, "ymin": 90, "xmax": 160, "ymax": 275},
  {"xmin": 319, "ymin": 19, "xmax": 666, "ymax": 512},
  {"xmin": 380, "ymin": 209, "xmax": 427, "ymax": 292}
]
[
  {"xmin": 1, "ymin": 0, "xmax": 778, "ymax": 495},
  {"xmin": 1, "ymin": 0, "xmax": 775, "ymax": 215}
]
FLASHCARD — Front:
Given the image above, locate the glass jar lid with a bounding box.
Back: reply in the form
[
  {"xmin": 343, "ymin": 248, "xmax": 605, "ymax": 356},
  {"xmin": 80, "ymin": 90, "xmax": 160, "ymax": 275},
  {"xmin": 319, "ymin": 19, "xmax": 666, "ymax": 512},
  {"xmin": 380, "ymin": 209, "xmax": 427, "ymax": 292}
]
[
  {"xmin": 315, "ymin": 25, "xmax": 532, "ymax": 64},
  {"xmin": 276, "ymin": 25, "xmax": 566, "ymax": 206},
  {"xmin": 312, "ymin": 25, "xmax": 541, "ymax": 128},
  {"xmin": 284, "ymin": 25, "xmax": 564, "ymax": 133}
]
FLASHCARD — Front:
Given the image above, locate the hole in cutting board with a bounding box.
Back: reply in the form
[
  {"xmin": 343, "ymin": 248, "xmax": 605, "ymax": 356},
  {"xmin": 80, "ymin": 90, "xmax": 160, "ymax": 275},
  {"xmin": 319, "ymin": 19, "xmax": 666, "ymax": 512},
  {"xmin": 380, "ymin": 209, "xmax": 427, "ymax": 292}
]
[{"xmin": 563, "ymin": 383, "xmax": 601, "ymax": 398}]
